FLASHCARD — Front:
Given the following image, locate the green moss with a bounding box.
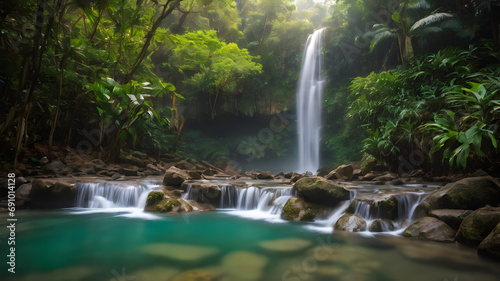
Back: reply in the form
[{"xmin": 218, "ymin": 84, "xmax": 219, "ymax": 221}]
[
  {"xmin": 146, "ymin": 192, "xmax": 165, "ymax": 206},
  {"xmin": 157, "ymin": 199, "xmax": 181, "ymax": 212}
]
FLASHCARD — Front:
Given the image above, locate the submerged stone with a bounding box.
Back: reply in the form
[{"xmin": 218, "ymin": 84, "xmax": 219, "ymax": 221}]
[
  {"xmin": 222, "ymin": 251, "xmax": 268, "ymax": 281},
  {"xmin": 172, "ymin": 269, "xmax": 222, "ymax": 281},
  {"xmin": 132, "ymin": 266, "xmax": 180, "ymax": 281},
  {"xmin": 259, "ymin": 237, "xmax": 312, "ymax": 253},
  {"xmin": 19, "ymin": 266, "xmax": 95, "ymax": 281},
  {"xmin": 142, "ymin": 243, "xmax": 219, "ymax": 262}
]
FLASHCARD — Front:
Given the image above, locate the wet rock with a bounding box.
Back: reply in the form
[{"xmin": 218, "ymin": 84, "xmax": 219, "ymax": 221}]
[
  {"xmin": 175, "ymin": 160, "xmax": 197, "ymax": 170},
  {"xmin": 181, "ymin": 182, "xmax": 221, "ymax": 205},
  {"xmin": 284, "ymin": 172, "xmax": 294, "ymax": 179},
  {"xmin": 41, "ymin": 160, "xmax": 66, "ymax": 174},
  {"xmin": 293, "ymin": 177, "xmax": 350, "ymax": 206},
  {"xmin": 30, "ymin": 180, "xmax": 77, "ymax": 208},
  {"xmin": 186, "ymin": 200, "xmax": 216, "ymax": 212},
  {"xmin": 372, "ymin": 173, "xmax": 397, "ymax": 182},
  {"xmin": 478, "ymin": 223, "xmax": 500, "ymax": 259},
  {"xmin": 111, "ymin": 173, "xmax": 123, "ymax": 180},
  {"xmin": 163, "ymin": 166, "xmax": 190, "ymax": 187},
  {"xmin": 146, "ymin": 163, "xmax": 162, "ymax": 174},
  {"xmin": 15, "ymin": 183, "xmax": 32, "ymax": 201},
  {"xmin": 256, "ymin": 171, "xmax": 274, "ymax": 179},
  {"xmin": 187, "ymin": 171, "xmax": 202, "ymax": 180},
  {"xmin": 369, "ymin": 219, "xmax": 395, "ymax": 232},
  {"xmin": 259, "ymin": 238, "xmax": 312, "ymax": 253},
  {"xmin": 122, "ymin": 167, "xmax": 139, "ymax": 176},
  {"xmin": 77, "ymin": 163, "xmax": 96, "ymax": 175},
  {"xmin": 325, "ymin": 164, "xmax": 354, "ymax": 181},
  {"xmin": 403, "ymin": 217, "xmax": 456, "ymax": 242},
  {"xmin": 346, "ymin": 194, "xmax": 399, "ymax": 220},
  {"xmin": 317, "ymin": 166, "xmax": 333, "ymax": 177},
  {"xmin": 456, "ymin": 206, "xmax": 500, "ymax": 245},
  {"xmin": 360, "ymin": 172, "xmax": 384, "ymax": 181},
  {"xmin": 290, "ymin": 172, "xmax": 305, "ymax": 183},
  {"xmin": 409, "ymin": 169, "xmax": 424, "ymax": 178},
  {"xmin": 429, "ymin": 209, "xmax": 473, "ymax": 229},
  {"xmin": 120, "ymin": 154, "xmax": 147, "ymax": 167},
  {"xmin": 414, "ymin": 177, "xmax": 500, "ymax": 218},
  {"xmin": 334, "ymin": 213, "xmax": 367, "ymax": 232},
  {"xmin": 281, "ymin": 196, "xmax": 318, "ymax": 222},
  {"xmin": 142, "ymin": 242, "xmax": 219, "ymax": 262}
]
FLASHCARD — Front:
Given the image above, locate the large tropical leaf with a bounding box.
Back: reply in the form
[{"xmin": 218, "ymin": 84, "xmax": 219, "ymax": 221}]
[{"xmin": 409, "ymin": 13, "xmax": 456, "ymax": 36}]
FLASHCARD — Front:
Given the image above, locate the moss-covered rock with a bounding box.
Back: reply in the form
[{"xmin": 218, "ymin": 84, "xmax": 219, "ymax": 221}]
[
  {"xmin": 293, "ymin": 177, "xmax": 350, "ymax": 206},
  {"xmin": 281, "ymin": 196, "xmax": 318, "ymax": 221},
  {"xmin": 478, "ymin": 223, "xmax": 500, "ymax": 259},
  {"xmin": 456, "ymin": 206, "xmax": 500, "ymax": 245},
  {"xmin": 414, "ymin": 177, "xmax": 500, "ymax": 218},
  {"xmin": 334, "ymin": 213, "xmax": 367, "ymax": 232},
  {"xmin": 404, "ymin": 217, "xmax": 456, "ymax": 242}
]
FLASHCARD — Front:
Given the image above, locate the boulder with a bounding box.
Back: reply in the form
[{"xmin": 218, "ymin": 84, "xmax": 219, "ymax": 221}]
[
  {"xmin": 456, "ymin": 206, "xmax": 500, "ymax": 245},
  {"xmin": 404, "ymin": 217, "xmax": 456, "ymax": 242},
  {"xmin": 181, "ymin": 182, "xmax": 221, "ymax": 205},
  {"xmin": 78, "ymin": 163, "xmax": 96, "ymax": 175},
  {"xmin": 429, "ymin": 209, "xmax": 473, "ymax": 229},
  {"xmin": 256, "ymin": 171, "xmax": 274, "ymax": 179},
  {"xmin": 41, "ymin": 160, "xmax": 66, "ymax": 174},
  {"xmin": 174, "ymin": 160, "xmax": 197, "ymax": 170},
  {"xmin": 325, "ymin": 164, "xmax": 354, "ymax": 181},
  {"xmin": 144, "ymin": 191, "xmax": 192, "ymax": 213},
  {"xmin": 372, "ymin": 173, "xmax": 398, "ymax": 182},
  {"xmin": 15, "ymin": 183, "xmax": 32, "ymax": 201},
  {"xmin": 30, "ymin": 180, "xmax": 77, "ymax": 208},
  {"xmin": 290, "ymin": 172, "xmax": 305, "ymax": 183},
  {"xmin": 369, "ymin": 219, "xmax": 395, "ymax": 232},
  {"xmin": 163, "ymin": 166, "xmax": 190, "ymax": 187},
  {"xmin": 334, "ymin": 213, "xmax": 367, "ymax": 232},
  {"xmin": 281, "ymin": 196, "xmax": 318, "ymax": 222},
  {"xmin": 293, "ymin": 177, "xmax": 350, "ymax": 206},
  {"xmin": 346, "ymin": 193, "xmax": 398, "ymax": 220},
  {"xmin": 478, "ymin": 223, "xmax": 500, "ymax": 259},
  {"xmin": 122, "ymin": 166, "xmax": 139, "ymax": 176},
  {"xmin": 414, "ymin": 177, "xmax": 500, "ymax": 218}
]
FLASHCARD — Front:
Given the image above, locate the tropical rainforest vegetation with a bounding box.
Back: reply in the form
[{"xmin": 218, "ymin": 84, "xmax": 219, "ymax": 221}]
[{"xmin": 0, "ymin": 0, "xmax": 499, "ymax": 174}]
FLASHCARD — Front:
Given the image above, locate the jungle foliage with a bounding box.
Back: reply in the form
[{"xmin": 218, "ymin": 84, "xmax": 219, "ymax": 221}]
[{"xmin": 0, "ymin": 0, "xmax": 499, "ymax": 173}]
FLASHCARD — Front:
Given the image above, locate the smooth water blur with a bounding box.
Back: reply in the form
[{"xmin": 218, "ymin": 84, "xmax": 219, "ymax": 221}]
[
  {"xmin": 1, "ymin": 210, "xmax": 499, "ymax": 281},
  {"xmin": 297, "ymin": 28, "xmax": 325, "ymax": 174}
]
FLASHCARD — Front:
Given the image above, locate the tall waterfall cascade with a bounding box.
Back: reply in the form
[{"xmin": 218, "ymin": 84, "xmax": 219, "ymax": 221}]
[{"xmin": 297, "ymin": 28, "xmax": 325, "ymax": 174}]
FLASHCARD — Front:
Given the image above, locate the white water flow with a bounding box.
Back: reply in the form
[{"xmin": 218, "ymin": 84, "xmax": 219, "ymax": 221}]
[
  {"xmin": 74, "ymin": 182, "xmax": 159, "ymax": 219},
  {"xmin": 297, "ymin": 28, "xmax": 325, "ymax": 173}
]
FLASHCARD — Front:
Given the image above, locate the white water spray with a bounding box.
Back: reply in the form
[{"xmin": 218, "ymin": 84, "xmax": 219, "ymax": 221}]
[{"xmin": 297, "ymin": 28, "xmax": 325, "ymax": 173}]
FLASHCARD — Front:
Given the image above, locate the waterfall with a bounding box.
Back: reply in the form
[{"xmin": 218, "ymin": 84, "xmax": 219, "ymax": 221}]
[
  {"xmin": 297, "ymin": 28, "xmax": 325, "ymax": 173},
  {"xmin": 75, "ymin": 182, "xmax": 152, "ymax": 209},
  {"xmin": 183, "ymin": 184, "xmax": 296, "ymax": 211}
]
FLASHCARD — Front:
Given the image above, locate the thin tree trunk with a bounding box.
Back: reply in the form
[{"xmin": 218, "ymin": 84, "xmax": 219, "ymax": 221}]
[
  {"xmin": 258, "ymin": 12, "xmax": 269, "ymax": 55},
  {"xmin": 123, "ymin": 0, "xmax": 181, "ymax": 84}
]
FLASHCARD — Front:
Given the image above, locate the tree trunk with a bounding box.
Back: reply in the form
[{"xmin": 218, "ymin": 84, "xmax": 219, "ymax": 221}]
[{"xmin": 123, "ymin": 0, "xmax": 181, "ymax": 84}]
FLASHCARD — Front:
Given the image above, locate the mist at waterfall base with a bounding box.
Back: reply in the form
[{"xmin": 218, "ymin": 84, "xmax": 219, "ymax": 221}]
[{"xmin": 5, "ymin": 180, "xmax": 500, "ymax": 281}]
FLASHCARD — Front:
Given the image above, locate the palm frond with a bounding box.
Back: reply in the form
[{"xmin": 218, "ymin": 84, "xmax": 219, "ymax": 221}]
[
  {"xmin": 405, "ymin": 0, "xmax": 430, "ymax": 10},
  {"xmin": 409, "ymin": 13, "xmax": 454, "ymax": 34}
]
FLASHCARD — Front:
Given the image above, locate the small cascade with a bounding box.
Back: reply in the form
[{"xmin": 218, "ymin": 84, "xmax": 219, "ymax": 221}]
[
  {"xmin": 395, "ymin": 192, "xmax": 426, "ymax": 220},
  {"xmin": 76, "ymin": 182, "xmax": 151, "ymax": 209}
]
